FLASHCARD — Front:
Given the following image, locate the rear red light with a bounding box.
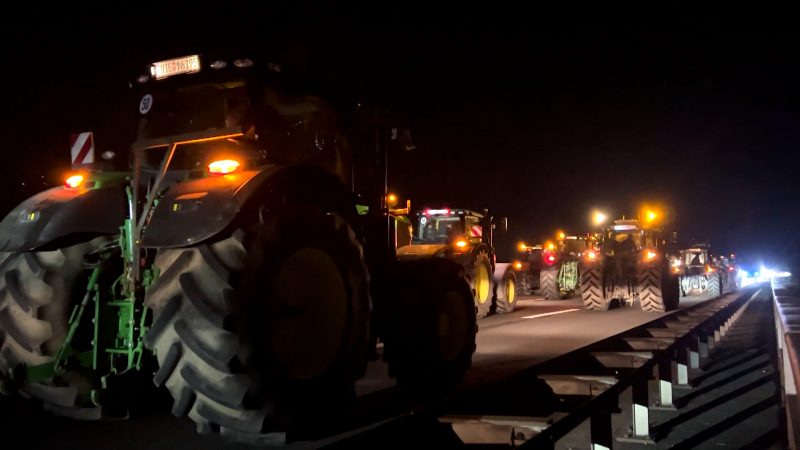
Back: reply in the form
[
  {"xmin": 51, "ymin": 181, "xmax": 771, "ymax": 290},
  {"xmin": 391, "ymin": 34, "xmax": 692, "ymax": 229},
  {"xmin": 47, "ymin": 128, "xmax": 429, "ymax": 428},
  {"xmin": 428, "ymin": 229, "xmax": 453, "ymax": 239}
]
[
  {"xmin": 728, "ymin": 266, "xmax": 734, "ymax": 272},
  {"xmin": 544, "ymin": 253, "xmax": 556, "ymax": 266}
]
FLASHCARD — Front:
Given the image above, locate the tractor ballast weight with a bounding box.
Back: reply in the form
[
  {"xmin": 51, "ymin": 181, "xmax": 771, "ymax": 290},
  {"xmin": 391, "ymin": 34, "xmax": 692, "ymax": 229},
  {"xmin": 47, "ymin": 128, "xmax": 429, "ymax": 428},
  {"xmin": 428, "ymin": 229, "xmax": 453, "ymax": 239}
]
[{"xmin": 0, "ymin": 54, "xmax": 476, "ymax": 443}]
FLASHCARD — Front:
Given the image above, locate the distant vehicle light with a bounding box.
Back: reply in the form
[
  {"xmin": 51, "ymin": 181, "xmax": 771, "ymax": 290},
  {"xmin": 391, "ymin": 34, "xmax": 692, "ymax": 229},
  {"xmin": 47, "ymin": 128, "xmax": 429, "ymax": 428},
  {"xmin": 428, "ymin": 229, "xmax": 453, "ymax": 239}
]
[
  {"xmin": 387, "ymin": 193, "xmax": 398, "ymax": 207},
  {"xmin": 65, "ymin": 174, "xmax": 85, "ymax": 189},
  {"xmin": 455, "ymin": 239, "xmax": 468, "ymax": 248},
  {"xmin": 728, "ymin": 266, "xmax": 735, "ymax": 272},
  {"xmin": 426, "ymin": 208, "xmax": 451, "ymax": 215},
  {"xmin": 612, "ymin": 224, "xmax": 638, "ymax": 231},
  {"xmin": 646, "ymin": 210, "xmax": 657, "ymax": 222},
  {"xmin": 545, "ymin": 241, "xmax": 555, "ymax": 251},
  {"xmin": 544, "ymin": 253, "xmax": 556, "ymax": 265},
  {"xmin": 210, "ymin": 60, "xmax": 227, "ymax": 69},
  {"xmin": 518, "ymin": 242, "xmax": 527, "ymax": 252},
  {"xmin": 557, "ymin": 230, "xmax": 566, "ymax": 240},
  {"xmin": 644, "ymin": 250, "xmax": 657, "ymax": 261},
  {"xmin": 233, "ymin": 58, "xmax": 254, "ymax": 68},
  {"xmin": 136, "ymin": 74, "xmax": 150, "ymax": 84},
  {"xmin": 208, "ymin": 159, "xmax": 241, "ymax": 175},
  {"xmin": 513, "ymin": 261, "xmax": 523, "ymax": 270},
  {"xmin": 706, "ymin": 265, "xmax": 716, "ymax": 273},
  {"xmin": 586, "ymin": 250, "xmax": 597, "ymax": 260},
  {"xmin": 592, "ymin": 210, "xmax": 607, "ymax": 226}
]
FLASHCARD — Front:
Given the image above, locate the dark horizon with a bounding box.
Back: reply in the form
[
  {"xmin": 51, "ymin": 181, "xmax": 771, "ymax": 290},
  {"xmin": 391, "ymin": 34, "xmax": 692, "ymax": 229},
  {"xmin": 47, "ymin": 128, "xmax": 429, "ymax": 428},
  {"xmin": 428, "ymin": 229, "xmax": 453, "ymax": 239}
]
[{"xmin": 2, "ymin": 7, "xmax": 798, "ymax": 271}]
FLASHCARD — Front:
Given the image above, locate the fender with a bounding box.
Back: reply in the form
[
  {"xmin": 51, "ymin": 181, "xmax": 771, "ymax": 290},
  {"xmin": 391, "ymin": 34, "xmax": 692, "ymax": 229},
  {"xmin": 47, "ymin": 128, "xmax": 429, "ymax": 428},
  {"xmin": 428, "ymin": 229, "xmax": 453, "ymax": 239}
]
[
  {"xmin": 0, "ymin": 184, "xmax": 128, "ymax": 252},
  {"xmin": 142, "ymin": 164, "xmax": 355, "ymax": 248}
]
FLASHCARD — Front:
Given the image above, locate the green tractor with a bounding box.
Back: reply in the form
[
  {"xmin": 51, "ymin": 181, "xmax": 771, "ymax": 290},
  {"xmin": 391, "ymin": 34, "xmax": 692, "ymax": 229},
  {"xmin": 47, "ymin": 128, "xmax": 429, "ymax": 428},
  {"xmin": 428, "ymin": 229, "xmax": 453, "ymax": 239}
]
[
  {"xmin": 579, "ymin": 217, "xmax": 679, "ymax": 312},
  {"xmin": 537, "ymin": 233, "xmax": 594, "ymax": 300},
  {"xmin": 396, "ymin": 208, "xmax": 515, "ymax": 318},
  {"xmin": 0, "ymin": 54, "xmax": 476, "ymax": 443}
]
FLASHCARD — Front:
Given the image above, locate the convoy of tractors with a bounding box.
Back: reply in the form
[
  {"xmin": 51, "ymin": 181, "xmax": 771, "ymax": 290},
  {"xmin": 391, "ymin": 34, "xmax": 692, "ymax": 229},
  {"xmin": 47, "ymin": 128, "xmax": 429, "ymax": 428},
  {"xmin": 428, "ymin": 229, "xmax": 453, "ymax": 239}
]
[{"xmin": 0, "ymin": 54, "xmax": 740, "ymax": 443}]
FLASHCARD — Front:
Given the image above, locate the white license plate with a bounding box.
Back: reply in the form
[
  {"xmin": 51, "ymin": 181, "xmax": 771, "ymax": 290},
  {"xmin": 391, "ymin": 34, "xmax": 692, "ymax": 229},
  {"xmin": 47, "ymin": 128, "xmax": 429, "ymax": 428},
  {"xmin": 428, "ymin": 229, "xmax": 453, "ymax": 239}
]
[{"xmin": 151, "ymin": 55, "xmax": 201, "ymax": 80}]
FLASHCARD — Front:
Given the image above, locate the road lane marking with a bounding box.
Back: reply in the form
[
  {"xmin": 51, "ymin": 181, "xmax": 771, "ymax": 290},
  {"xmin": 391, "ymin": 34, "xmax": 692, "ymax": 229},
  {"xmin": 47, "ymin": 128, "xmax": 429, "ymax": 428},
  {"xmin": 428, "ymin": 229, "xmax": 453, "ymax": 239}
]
[{"xmin": 522, "ymin": 308, "xmax": 581, "ymax": 319}]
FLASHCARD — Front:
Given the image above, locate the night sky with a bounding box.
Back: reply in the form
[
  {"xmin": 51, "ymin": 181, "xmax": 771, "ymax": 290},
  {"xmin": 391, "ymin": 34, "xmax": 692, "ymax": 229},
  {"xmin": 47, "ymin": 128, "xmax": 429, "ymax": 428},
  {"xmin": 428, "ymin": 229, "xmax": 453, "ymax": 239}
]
[{"xmin": 2, "ymin": 6, "xmax": 799, "ymax": 270}]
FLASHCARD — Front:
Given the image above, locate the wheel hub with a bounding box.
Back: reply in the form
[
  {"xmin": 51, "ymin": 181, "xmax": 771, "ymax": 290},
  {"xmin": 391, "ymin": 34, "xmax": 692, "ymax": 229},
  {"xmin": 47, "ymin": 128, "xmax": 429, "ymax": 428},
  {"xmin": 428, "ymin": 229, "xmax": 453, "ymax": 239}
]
[{"xmin": 268, "ymin": 248, "xmax": 348, "ymax": 380}]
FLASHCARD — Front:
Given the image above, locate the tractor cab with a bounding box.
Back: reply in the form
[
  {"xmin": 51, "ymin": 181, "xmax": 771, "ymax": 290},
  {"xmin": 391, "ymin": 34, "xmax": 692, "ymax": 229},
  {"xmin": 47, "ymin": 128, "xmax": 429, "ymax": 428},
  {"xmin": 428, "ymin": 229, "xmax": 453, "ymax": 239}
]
[
  {"xmin": 131, "ymin": 54, "xmax": 349, "ymax": 179},
  {"xmin": 412, "ymin": 208, "xmax": 486, "ymax": 247}
]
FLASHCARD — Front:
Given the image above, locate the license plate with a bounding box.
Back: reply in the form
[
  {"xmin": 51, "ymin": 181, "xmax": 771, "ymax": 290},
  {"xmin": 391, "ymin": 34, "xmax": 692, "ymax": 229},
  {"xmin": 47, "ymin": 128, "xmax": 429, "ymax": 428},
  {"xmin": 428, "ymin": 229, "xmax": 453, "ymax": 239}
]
[{"xmin": 151, "ymin": 55, "xmax": 201, "ymax": 80}]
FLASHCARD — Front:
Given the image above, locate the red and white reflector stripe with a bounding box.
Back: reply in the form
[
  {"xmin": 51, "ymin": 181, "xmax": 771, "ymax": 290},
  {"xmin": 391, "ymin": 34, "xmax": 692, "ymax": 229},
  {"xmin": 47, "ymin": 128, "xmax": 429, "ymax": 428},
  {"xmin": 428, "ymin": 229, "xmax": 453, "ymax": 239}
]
[
  {"xmin": 470, "ymin": 225, "xmax": 483, "ymax": 237},
  {"xmin": 70, "ymin": 132, "xmax": 95, "ymax": 167}
]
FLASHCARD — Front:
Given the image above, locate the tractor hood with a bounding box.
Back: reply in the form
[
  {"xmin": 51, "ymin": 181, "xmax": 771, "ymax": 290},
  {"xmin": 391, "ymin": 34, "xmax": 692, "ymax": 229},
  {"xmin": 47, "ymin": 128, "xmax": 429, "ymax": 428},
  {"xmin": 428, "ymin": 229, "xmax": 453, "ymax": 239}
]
[{"xmin": 396, "ymin": 244, "xmax": 449, "ymax": 260}]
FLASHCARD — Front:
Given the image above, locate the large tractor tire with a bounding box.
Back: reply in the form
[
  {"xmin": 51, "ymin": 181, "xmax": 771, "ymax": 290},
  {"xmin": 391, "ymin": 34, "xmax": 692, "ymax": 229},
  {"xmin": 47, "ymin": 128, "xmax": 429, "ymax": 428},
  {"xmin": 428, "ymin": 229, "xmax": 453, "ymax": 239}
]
[
  {"xmin": 516, "ymin": 271, "xmax": 534, "ymax": 296},
  {"xmin": 144, "ymin": 209, "xmax": 370, "ymax": 444},
  {"xmin": 580, "ymin": 267, "xmax": 607, "ymax": 311},
  {"xmin": 493, "ymin": 263, "xmax": 517, "ymax": 314},
  {"xmin": 466, "ymin": 251, "xmax": 493, "ymax": 318},
  {"xmin": 539, "ymin": 267, "xmax": 559, "ymax": 300},
  {"xmin": 382, "ymin": 259, "xmax": 476, "ymax": 396},
  {"xmin": 0, "ymin": 240, "xmax": 105, "ymax": 419},
  {"xmin": 706, "ymin": 273, "xmax": 721, "ymax": 298},
  {"xmin": 639, "ymin": 266, "xmax": 667, "ymax": 312}
]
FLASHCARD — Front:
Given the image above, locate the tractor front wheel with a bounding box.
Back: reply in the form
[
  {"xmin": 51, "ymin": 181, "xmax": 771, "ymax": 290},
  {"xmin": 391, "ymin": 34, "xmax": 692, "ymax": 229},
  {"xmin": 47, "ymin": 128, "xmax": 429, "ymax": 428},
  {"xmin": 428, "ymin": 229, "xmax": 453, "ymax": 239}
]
[
  {"xmin": 144, "ymin": 208, "xmax": 370, "ymax": 444},
  {"xmin": 0, "ymin": 239, "xmax": 106, "ymax": 419}
]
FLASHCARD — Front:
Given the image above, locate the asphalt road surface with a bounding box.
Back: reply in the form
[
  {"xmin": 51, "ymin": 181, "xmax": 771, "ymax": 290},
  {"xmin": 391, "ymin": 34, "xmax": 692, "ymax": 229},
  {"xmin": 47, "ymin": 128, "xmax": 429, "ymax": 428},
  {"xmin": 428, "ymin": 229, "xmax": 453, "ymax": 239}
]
[{"xmin": 0, "ymin": 293, "xmax": 713, "ymax": 450}]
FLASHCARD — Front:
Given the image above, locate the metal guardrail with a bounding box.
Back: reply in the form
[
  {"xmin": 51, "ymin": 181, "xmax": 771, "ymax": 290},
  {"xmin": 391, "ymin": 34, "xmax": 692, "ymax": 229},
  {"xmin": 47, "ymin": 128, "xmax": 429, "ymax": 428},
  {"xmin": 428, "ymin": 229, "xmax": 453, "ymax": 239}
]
[
  {"xmin": 515, "ymin": 289, "xmax": 758, "ymax": 449},
  {"xmin": 771, "ymin": 280, "xmax": 800, "ymax": 450},
  {"xmin": 325, "ymin": 289, "xmax": 761, "ymax": 448},
  {"xmin": 436, "ymin": 289, "xmax": 761, "ymax": 449}
]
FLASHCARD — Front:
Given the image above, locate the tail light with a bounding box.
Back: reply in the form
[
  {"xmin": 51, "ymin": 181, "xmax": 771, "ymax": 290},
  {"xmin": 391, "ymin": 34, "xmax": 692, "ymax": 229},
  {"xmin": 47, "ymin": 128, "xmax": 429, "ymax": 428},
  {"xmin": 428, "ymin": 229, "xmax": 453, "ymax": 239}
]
[
  {"xmin": 65, "ymin": 174, "xmax": 85, "ymax": 189},
  {"xmin": 513, "ymin": 261, "xmax": 523, "ymax": 270},
  {"xmin": 586, "ymin": 250, "xmax": 598, "ymax": 261},
  {"xmin": 208, "ymin": 159, "xmax": 241, "ymax": 175},
  {"xmin": 728, "ymin": 266, "xmax": 735, "ymax": 272},
  {"xmin": 643, "ymin": 249, "xmax": 658, "ymax": 262},
  {"xmin": 455, "ymin": 239, "xmax": 468, "ymax": 249},
  {"xmin": 544, "ymin": 251, "xmax": 556, "ymax": 266}
]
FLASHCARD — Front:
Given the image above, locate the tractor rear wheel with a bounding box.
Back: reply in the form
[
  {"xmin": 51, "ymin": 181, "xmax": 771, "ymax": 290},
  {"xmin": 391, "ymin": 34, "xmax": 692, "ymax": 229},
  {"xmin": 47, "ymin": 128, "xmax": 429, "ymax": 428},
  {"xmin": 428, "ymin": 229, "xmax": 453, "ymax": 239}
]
[
  {"xmin": 580, "ymin": 267, "xmax": 607, "ymax": 311},
  {"xmin": 0, "ymin": 240, "xmax": 105, "ymax": 419},
  {"xmin": 467, "ymin": 251, "xmax": 493, "ymax": 318},
  {"xmin": 706, "ymin": 273, "xmax": 721, "ymax": 298},
  {"xmin": 144, "ymin": 209, "xmax": 369, "ymax": 444},
  {"xmin": 539, "ymin": 267, "xmax": 559, "ymax": 300},
  {"xmin": 516, "ymin": 271, "xmax": 533, "ymax": 296},
  {"xmin": 493, "ymin": 264, "xmax": 517, "ymax": 314},
  {"xmin": 382, "ymin": 259, "xmax": 476, "ymax": 396},
  {"xmin": 639, "ymin": 267, "xmax": 667, "ymax": 312}
]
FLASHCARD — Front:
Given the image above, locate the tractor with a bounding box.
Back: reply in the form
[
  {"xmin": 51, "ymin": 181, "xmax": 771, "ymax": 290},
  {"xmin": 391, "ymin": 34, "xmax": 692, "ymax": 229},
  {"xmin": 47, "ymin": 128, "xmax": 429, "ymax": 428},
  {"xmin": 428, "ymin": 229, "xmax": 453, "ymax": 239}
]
[
  {"xmin": 718, "ymin": 253, "xmax": 739, "ymax": 292},
  {"xmin": 674, "ymin": 243, "xmax": 723, "ymax": 297},
  {"xmin": 0, "ymin": 54, "xmax": 477, "ymax": 444},
  {"xmin": 579, "ymin": 217, "xmax": 679, "ymax": 312},
  {"xmin": 537, "ymin": 233, "xmax": 595, "ymax": 300},
  {"xmin": 511, "ymin": 242, "xmax": 543, "ymax": 297},
  {"xmin": 396, "ymin": 208, "xmax": 515, "ymax": 317}
]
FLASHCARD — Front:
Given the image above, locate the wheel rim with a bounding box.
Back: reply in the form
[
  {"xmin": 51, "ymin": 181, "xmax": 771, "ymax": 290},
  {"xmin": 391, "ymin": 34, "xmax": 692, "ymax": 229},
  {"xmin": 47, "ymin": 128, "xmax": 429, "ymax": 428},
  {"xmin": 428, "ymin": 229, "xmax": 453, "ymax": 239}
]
[
  {"xmin": 475, "ymin": 264, "xmax": 490, "ymax": 304},
  {"xmin": 506, "ymin": 279, "xmax": 516, "ymax": 303},
  {"xmin": 437, "ymin": 290, "xmax": 468, "ymax": 361},
  {"xmin": 268, "ymin": 248, "xmax": 348, "ymax": 380}
]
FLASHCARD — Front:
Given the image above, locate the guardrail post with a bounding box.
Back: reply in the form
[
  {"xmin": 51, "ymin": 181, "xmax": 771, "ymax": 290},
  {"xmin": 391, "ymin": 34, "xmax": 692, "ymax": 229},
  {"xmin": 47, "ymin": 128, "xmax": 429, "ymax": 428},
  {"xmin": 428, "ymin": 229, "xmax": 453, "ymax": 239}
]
[
  {"xmin": 698, "ymin": 329, "xmax": 710, "ymax": 359},
  {"xmin": 675, "ymin": 345, "xmax": 690, "ymax": 387},
  {"xmin": 657, "ymin": 358, "xmax": 674, "ymax": 409},
  {"xmin": 688, "ymin": 335, "xmax": 701, "ymax": 370},
  {"xmin": 591, "ymin": 410, "xmax": 613, "ymax": 450},
  {"xmin": 630, "ymin": 376, "xmax": 653, "ymax": 442}
]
